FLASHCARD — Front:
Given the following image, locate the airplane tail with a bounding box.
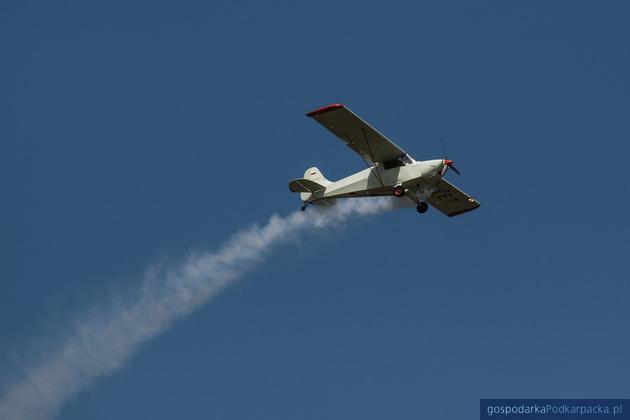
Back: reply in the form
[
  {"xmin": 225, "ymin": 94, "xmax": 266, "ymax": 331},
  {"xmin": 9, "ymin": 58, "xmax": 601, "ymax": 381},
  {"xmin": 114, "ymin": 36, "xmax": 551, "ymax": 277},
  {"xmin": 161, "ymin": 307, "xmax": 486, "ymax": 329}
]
[
  {"xmin": 288, "ymin": 167, "xmax": 332, "ymax": 202},
  {"xmin": 303, "ymin": 167, "xmax": 330, "ymax": 186}
]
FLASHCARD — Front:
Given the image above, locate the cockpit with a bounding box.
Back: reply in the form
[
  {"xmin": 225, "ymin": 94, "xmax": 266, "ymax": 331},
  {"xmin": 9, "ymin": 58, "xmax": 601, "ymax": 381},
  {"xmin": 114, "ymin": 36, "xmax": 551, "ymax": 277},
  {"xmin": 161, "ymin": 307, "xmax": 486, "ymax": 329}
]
[{"xmin": 382, "ymin": 154, "xmax": 415, "ymax": 170}]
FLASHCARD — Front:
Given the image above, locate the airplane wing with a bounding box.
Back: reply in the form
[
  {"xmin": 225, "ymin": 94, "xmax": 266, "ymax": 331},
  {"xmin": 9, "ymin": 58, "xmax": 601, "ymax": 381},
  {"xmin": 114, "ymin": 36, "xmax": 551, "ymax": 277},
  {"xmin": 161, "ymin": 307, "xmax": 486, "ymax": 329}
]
[
  {"xmin": 427, "ymin": 179, "xmax": 480, "ymax": 217},
  {"xmin": 306, "ymin": 104, "xmax": 407, "ymax": 166}
]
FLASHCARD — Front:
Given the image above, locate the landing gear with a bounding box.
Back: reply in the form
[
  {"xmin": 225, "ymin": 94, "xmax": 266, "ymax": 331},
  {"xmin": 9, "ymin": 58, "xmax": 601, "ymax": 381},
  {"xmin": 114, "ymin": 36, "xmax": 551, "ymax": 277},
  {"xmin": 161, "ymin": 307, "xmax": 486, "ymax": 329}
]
[
  {"xmin": 301, "ymin": 204, "xmax": 308, "ymax": 212},
  {"xmin": 393, "ymin": 184, "xmax": 405, "ymax": 197},
  {"xmin": 416, "ymin": 202, "xmax": 428, "ymax": 214}
]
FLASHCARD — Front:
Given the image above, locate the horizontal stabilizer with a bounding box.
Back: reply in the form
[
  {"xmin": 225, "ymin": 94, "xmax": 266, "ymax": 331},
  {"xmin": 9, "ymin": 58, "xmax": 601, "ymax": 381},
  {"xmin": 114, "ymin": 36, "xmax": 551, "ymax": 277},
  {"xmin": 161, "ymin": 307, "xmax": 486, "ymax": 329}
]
[{"xmin": 288, "ymin": 178, "xmax": 326, "ymax": 193}]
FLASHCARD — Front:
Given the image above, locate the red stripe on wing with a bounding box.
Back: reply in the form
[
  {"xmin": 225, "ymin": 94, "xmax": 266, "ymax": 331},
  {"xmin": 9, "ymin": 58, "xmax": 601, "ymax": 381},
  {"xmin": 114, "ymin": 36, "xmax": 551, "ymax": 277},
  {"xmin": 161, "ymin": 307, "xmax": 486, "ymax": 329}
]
[{"xmin": 305, "ymin": 103, "xmax": 344, "ymax": 117}]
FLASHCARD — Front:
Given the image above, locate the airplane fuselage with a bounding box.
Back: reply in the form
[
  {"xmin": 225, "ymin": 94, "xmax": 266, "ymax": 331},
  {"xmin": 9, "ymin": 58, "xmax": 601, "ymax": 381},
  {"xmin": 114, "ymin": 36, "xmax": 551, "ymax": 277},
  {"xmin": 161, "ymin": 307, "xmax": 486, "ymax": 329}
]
[{"xmin": 316, "ymin": 159, "xmax": 446, "ymax": 203}]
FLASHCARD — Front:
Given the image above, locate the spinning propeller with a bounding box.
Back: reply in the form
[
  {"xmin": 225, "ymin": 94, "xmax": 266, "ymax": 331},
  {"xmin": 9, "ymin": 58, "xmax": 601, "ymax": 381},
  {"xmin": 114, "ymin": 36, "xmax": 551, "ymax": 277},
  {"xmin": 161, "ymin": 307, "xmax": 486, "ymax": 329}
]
[
  {"xmin": 440, "ymin": 138, "xmax": 461, "ymax": 176},
  {"xmin": 442, "ymin": 159, "xmax": 461, "ymax": 176}
]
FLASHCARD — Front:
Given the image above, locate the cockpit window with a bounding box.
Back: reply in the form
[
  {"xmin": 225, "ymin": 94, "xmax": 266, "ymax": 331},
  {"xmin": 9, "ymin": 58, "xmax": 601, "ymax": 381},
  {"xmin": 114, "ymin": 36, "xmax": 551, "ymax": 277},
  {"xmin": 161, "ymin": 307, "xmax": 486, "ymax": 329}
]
[
  {"xmin": 382, "ymin": 154, "xmax": 415, "ymax": 170},
  {"xmin": 401, "ymin": 154, "xmax": 414, "ymax": 165}
]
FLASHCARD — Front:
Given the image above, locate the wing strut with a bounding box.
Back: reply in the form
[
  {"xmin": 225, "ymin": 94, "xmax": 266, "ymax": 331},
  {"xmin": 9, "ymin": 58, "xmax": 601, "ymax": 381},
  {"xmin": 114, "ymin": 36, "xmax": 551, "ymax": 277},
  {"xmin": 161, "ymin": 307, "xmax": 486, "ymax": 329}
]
[{"xmin": 361, "ymin": 127, "xmax": 385, "ymax": 187}]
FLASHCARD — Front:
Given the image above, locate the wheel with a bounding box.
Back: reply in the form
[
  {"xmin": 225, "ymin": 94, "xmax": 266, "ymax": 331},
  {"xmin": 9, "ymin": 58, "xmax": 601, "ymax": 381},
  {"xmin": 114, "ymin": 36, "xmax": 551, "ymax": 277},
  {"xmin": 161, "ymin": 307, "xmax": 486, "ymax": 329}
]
[
  {"xmin": 301, "ymin": 204, "xmax": 307, "ymax": 212},
  {"xmin": 416, "ymin": 202, "xmax": 428, "ymax": 213},
  {"xmin": 393, "ymin": 185, "xmax": 405, "ymax": 197}
]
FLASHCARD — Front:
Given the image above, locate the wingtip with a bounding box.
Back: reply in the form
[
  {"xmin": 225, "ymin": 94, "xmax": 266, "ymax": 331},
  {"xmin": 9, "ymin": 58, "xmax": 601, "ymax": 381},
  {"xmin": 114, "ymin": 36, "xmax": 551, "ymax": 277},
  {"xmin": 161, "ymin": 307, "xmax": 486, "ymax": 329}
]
[
  {"xmin": 305, "ymin": 103, "xmax": 345, "ymax": 117},
  {"xmin": 447, "ymin": 202, "xmax": 481, "ymax": 217}
]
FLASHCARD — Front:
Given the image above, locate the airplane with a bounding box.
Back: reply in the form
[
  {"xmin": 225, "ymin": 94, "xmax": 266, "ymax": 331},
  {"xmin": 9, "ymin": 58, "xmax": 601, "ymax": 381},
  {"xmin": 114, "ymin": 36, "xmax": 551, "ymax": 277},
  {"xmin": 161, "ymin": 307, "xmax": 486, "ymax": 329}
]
[{"xmin": 289, "ymin": 104, "xmax": 480, "ymax": 217}]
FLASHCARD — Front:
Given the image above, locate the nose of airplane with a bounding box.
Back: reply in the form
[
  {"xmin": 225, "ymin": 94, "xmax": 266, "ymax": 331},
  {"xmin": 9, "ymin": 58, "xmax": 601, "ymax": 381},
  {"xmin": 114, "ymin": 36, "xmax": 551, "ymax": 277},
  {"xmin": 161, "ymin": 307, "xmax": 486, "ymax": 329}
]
[{"xmin": 441, "ymin": 159, "xmax": 461, "ymax": 176}]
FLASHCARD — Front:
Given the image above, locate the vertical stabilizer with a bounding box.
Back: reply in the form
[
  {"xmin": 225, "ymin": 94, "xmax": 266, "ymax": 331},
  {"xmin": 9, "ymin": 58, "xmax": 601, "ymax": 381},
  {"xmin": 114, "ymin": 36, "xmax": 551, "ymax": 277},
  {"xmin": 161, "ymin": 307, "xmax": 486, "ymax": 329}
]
[
  {"xmin": 300, "ymin": 167, "xmax": 330, "ymax": 201},
  {"xmin": 304, "ymin": 167, "xmax": 330, "ymax": 185}
]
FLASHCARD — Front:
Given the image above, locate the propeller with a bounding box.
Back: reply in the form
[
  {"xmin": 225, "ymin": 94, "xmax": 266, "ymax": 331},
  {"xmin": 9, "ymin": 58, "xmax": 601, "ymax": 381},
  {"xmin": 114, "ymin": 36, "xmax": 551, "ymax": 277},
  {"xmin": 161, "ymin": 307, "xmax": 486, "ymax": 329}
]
[
  {"xmin": 442, "ymin": 159, "xmax": 461, "ymax": 176},
  {"xmin": 440, "ymin": 138, "xmax": 461, "ymax": 176}
]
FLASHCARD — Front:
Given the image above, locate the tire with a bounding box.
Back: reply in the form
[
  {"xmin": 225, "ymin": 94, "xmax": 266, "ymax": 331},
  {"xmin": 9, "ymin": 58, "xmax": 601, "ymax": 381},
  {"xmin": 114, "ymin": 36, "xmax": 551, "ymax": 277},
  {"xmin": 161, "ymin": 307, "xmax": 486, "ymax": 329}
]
[{"xmin": 416, "ymin": 202, "xmax": 428, "ymax": 213}]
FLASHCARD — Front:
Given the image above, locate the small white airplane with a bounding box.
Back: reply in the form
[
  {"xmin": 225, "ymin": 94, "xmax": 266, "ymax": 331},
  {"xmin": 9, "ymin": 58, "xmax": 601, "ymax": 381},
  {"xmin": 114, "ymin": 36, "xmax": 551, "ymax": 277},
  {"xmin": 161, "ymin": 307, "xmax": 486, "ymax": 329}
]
[{"xmin": 289, "ymin": 104, "xmax": 480, "ymax": 217}]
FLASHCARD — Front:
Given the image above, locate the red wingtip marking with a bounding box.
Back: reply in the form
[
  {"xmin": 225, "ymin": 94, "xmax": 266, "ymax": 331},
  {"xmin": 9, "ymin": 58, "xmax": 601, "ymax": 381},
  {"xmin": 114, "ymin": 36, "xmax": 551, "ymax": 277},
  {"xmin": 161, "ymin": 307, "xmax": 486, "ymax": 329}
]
[{"xmin": 305, "ymin": 103, "xmax": 345, "ymax": 117}]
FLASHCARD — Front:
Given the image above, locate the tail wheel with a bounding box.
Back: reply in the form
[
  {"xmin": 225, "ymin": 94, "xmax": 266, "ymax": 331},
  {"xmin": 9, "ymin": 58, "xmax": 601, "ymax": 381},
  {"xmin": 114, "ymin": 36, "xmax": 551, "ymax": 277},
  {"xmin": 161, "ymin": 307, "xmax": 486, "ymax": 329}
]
[
  {"xmin": 393, "ymin": 185, "xmax": 405, "ymax": 197},
  {"xmin": 416, "ymin": 202, "xmax": 428, "ymax": 213}
]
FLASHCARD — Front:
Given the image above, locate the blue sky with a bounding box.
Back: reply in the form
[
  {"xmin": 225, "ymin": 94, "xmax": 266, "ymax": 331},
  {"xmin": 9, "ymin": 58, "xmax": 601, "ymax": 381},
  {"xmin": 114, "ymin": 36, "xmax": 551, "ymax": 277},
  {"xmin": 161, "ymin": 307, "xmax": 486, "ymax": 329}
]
[{"xmin": 1, "ymin": 1, "xmax": 629, "ymax": 419}]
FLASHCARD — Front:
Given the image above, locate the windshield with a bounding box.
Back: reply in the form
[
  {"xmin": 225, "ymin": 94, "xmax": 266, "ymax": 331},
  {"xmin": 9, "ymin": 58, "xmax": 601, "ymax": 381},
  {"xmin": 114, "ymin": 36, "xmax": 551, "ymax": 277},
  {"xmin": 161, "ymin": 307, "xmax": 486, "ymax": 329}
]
[{"xmin": 383, "ymin": 154, "xmax": 415, "ymax": 170}]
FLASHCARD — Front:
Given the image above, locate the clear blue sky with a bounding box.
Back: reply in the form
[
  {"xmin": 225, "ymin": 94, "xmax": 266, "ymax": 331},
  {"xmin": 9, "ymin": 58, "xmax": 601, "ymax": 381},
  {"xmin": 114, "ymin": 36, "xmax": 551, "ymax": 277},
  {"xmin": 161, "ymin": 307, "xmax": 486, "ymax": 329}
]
[{"xmin": 2, "ymin": 1, "xmax": 629, "ymax": 419}]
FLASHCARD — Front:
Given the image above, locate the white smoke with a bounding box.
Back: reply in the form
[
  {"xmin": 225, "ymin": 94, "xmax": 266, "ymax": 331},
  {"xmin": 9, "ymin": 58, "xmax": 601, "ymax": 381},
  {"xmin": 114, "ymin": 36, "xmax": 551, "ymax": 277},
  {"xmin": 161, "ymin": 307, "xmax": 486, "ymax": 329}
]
[{"xmin": 0, "ymin": 198, "xmax": 405, "ymax": 420}]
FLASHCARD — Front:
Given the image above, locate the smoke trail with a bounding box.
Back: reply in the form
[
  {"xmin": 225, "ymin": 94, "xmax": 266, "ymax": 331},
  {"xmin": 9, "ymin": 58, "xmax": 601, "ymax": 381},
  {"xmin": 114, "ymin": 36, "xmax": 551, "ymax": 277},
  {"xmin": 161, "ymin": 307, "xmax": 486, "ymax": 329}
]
[{"xmin": 0, "ymin": 198, "xmax": 404, "ymax": 420}]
